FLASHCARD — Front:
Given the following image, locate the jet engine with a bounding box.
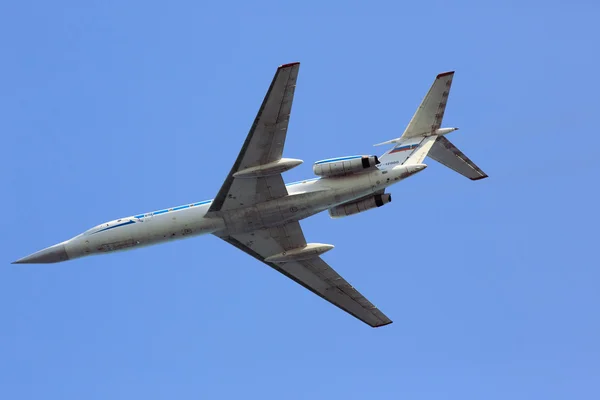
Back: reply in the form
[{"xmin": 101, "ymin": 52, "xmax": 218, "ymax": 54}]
[
  {"xmin": 313, "ymin": 155, "xmax": 379, "ymax": 177},
  {"xmin": 328, "ymin": 193, "xmax": 392, "ymax": 218}
]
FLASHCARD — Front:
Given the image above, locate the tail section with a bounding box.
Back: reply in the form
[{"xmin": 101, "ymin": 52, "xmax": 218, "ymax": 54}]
[{"xmin": 377, "ymin": 71, "xmax": 488, "ymax": 180}]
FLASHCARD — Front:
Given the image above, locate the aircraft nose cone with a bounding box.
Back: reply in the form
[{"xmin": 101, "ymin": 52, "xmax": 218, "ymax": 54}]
[{"xmin": 12, "ymin": 243, "xmax": 69, "ymax": 264}]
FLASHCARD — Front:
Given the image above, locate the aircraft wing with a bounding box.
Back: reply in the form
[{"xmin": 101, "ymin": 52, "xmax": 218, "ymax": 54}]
[
  {"xmin": 218, "ymin": 222, "xmax": 393, "ymax": 328},
  {"xmin": 208, "ymin": 62, "xmax": 300, "ymax": 213}
]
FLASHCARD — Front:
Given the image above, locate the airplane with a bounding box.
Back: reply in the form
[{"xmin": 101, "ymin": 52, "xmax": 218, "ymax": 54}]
[{"xmin": 13, "ymin": 62, "xmax": 487, "ymax": 327}]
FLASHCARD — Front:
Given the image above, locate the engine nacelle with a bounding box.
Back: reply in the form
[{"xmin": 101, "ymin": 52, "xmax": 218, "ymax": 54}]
[
  {"xmin": 329, "ymin": 193, "xmax": 392, "ymax": 218},
  {"xmin": 313, "ymin": 155, "xmax": 379, "ymax": 177}
]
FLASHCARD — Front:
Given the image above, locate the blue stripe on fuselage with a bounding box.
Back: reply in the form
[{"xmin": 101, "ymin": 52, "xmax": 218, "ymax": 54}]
[
  {"xmin": 92, "ymin": 220, "xmax": 135, "ymax": 234},
  {"xmin": 134, "ymin": 200, "xmax": 213, "ymax": 219}
]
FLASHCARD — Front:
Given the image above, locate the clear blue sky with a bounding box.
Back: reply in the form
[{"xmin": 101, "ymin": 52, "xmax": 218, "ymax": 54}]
[{"xmin": 2, "ymin": 1, "xmax": 599, "ymax": 399}]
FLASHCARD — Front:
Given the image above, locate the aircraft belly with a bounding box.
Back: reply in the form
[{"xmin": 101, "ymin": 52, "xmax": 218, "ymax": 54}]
[
  {"xmin": 222, "ymin": 192, "xmax": 324, "ymax": 234},
  {"xmin": 220, "ymin": 186, "xmax": 382, "ymax": 235},
  {"xmin": 218, "ymin": 171, "xmax": 393, "ymax": 236}
]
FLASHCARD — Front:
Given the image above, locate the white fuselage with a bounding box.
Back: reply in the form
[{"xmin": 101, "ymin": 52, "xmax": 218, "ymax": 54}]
[{"xmin": 25, "ymin": 163, "xmax": 425, "ymax": 263}]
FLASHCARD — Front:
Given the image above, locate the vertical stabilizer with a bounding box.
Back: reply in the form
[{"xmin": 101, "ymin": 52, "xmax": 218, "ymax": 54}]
[
  {"xmin": 403, "ymin": 137, "xmax": 437, "ymax": 165},
  {"xmin": 379, "ymin": 136, "xmax": 437, "ymax": 167},
  {"xmin": 401, "ymin": 71, "xmax": 454, "ymax": 140},
  {"xmin": 378, "ymin": 137, "xmax": 423, "ymax": 166}
]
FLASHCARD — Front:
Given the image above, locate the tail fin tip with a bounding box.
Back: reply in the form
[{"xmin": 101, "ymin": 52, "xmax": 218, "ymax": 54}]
[{"xmin": 437, "ymin": 71, "xmax": 455, "ymax": 78}]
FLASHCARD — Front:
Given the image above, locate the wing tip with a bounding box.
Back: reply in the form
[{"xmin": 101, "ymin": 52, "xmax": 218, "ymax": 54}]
[
  {"xmin": 372, "ymin": 319, "xmax": 393, "ymax": 328},
  {"xmin": 470, "ymin": 174, "xmax": 489, "ymax": 181},
  {"xmin": 436, "ymin": 71, "xmax": 455, "ymax": 79},
  {"xmin": 279, "ymin": 62, "xmax": 300, "ymax": 69}
]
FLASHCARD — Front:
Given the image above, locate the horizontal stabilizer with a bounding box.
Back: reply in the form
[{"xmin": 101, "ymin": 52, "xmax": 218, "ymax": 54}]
[{"xmin": 428, "ymin": 136, "xmax": 488, "ymax": 180}]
